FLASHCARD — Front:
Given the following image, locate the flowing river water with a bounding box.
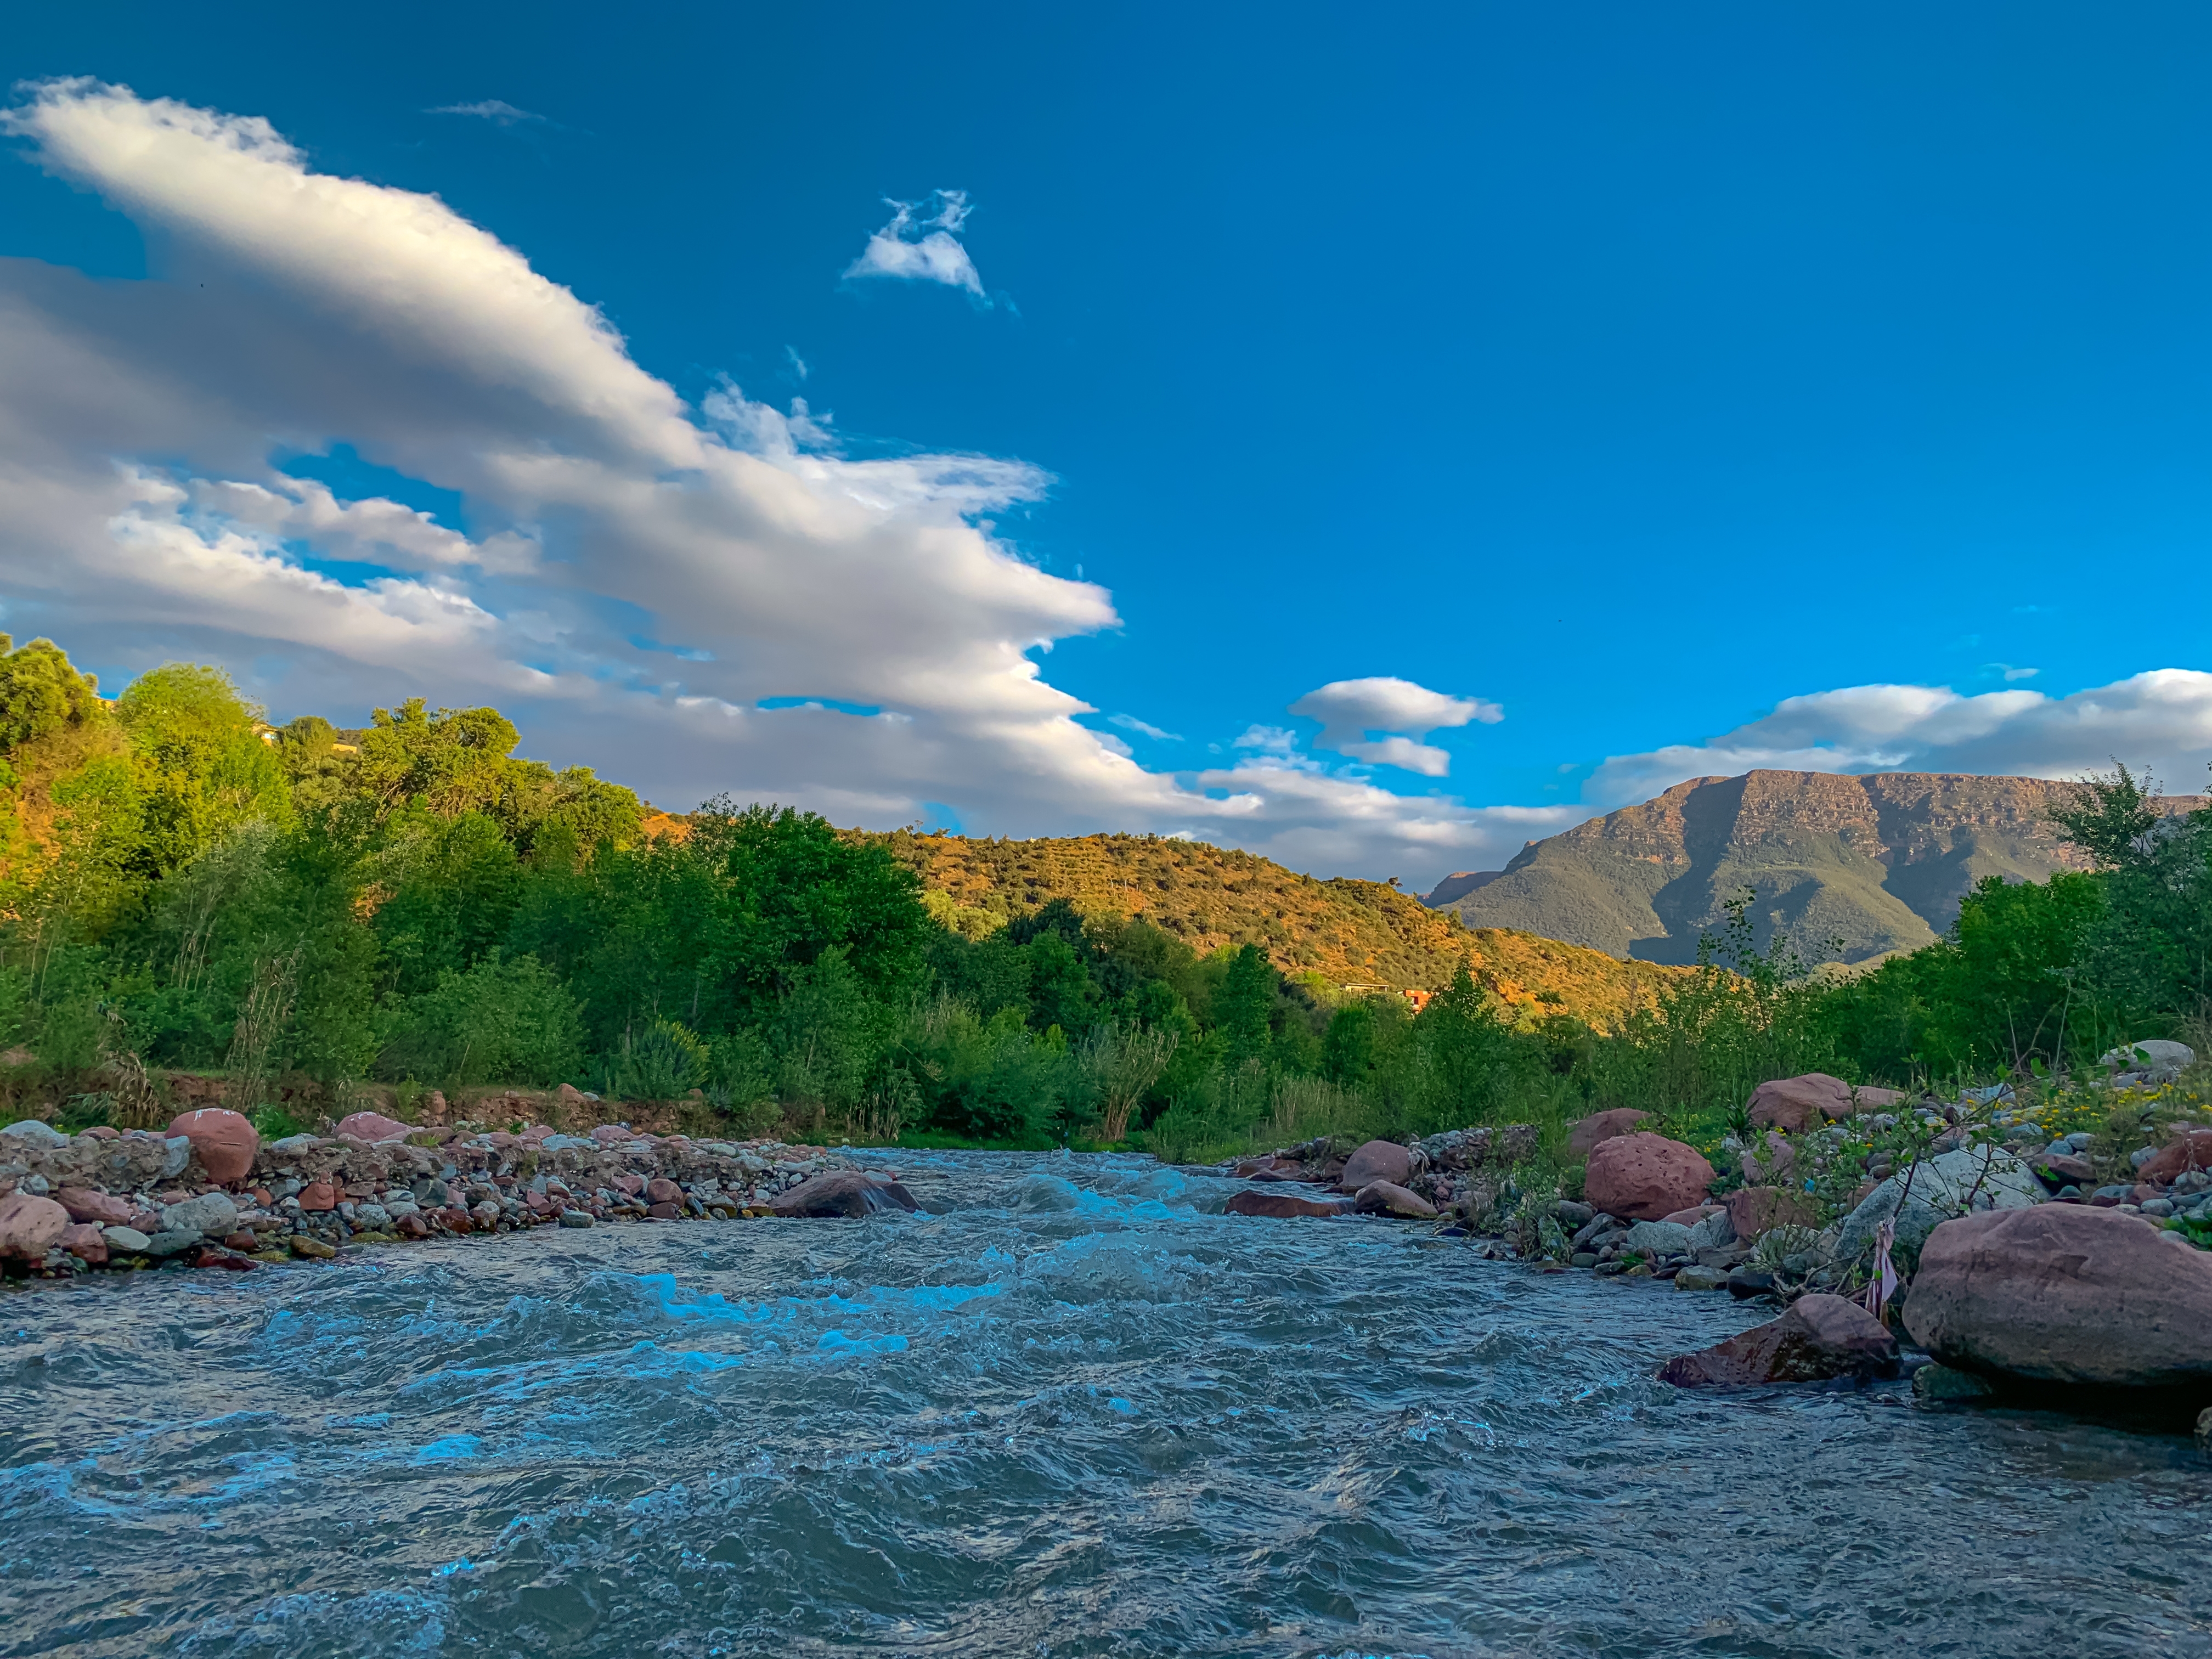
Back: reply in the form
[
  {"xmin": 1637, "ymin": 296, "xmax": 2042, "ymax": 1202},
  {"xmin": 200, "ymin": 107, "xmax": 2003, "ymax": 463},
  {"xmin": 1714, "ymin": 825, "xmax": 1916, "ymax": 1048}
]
[{"xmin": 2, "ymin": 1149, "xmax": 2208, "ymax": 1657}]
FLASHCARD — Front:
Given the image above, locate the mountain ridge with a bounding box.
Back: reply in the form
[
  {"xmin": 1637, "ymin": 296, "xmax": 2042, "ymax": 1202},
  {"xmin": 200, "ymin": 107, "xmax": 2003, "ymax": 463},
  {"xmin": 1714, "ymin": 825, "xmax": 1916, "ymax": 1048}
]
[{"xmin": 1429, "ymin": 769, "xmax": 2208, "ymax": 964}]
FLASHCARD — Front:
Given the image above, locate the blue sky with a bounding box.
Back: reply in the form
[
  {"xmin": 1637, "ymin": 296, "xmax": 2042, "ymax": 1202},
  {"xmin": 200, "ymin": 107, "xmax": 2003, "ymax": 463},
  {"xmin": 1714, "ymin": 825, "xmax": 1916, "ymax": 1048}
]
[{"xmin": 2, "ymin": 3, "xmax": 2210, "ymax": 882}]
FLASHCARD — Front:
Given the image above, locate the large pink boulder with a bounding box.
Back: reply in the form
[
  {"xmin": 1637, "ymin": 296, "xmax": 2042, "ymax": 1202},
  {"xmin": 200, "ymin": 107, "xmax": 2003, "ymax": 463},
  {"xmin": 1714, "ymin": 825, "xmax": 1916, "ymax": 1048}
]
[
  {"xmin": 1746, "ymin": 1074, "xmax": 1906, "ymax": 1132},
  {"xmin": 1224, "ymin": 1190, "xmax": 1350, "ymax": 1218},
  {"xmin": 59, "ymin": 1222, "xmax": 106, "ymax": 1264},
  {"xmin": 57, "ymin": 1187, "xmax": 134, "ymax": 1227},
  {"xmin": 1337, "ymin": 1140, "xmax": 1412, "ymax": 1192},
  {"xmin": 1567, "ymin": 1108, "xmax": 1650, "ymax": 1158},
  {"xmin": 1584, "ymin": 1132, "xmax": 1714, "ymax": 1221},
  {"xmin": 1725, "ymin": 1185, "xmax": 1814, "ymax": 1240},
  {"xmin": 335, "ymin": 1111, "xmax": 413, "ymax": 1145},
  {"xmin": 1903, "ymin": 1205, "xmax": 2212, "ymax": 1388},
  {"xmin": 0, "ymin": 1191, "xmax": 69, "ymax": 1260},
  {"xmin": 166, "ymin": 1108, "xmax": 259, "ymax": 1184},
  {"xmin": 1659, "ymin": 1293, "xmax": 1898, "ymax": 1386}
]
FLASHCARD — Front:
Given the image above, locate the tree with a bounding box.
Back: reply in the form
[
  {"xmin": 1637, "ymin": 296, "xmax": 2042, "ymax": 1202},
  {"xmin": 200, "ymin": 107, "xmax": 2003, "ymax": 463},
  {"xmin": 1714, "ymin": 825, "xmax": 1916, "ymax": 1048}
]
[
  {"xmin": 353, "ymin": 701, "xmax": 520, "ymax": 817},
  {"xmin": 1214, "ymin": 944, "xmax": 1275, "ymax": 1065},
  {"xmin": 2049, "ymin": 763, "xmax": 2165, "ymax": 871},
  {"xmin": 699, "ymin": 801, "xmax": 932, "ymax": 1014},
  {"xmin": 116, "ymin": 663, "xmax": 291, "ymax": 875}
]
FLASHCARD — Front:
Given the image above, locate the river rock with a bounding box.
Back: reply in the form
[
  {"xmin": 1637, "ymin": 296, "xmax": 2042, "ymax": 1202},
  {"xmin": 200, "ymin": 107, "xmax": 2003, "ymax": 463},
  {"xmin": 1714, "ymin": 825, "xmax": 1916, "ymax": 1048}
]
[
  {"xmin": 0, "ymin": 1191, "xmax": 69, "ymax": 1259},
  {"xmin": 335, "ymin": 1111, "xmax": 413, "ymax": 1145},
  {"xmin": 2035, "ymin": 1151, "xmax": 2098, "ymax": 1186},
  {"xmin": 101, "ymin": 1224, "xmax": 151, "ymax": 1252},
  {"xmin": 1658, "ymin": 1293, "xmax": 1899, "ymax": 1386},
  {"xmin": 1834, "ymin": 1146, "xmax": 2044, "ymax": 1270},
  {"xmin": 1903, "ymin": 1204, "xmax": 2212, "ymax": 1389},
  {"xmin": 2, "ymin": 1118, "xmax": 69, "ymax": 1149},
  {"xmin": 1913, "ymin": 1362, "xmax": 1994, "ymax": 1402},
  {"xmin": 1686, "ymin": 1209, "xmax": 1735, "ymax": 1251},
  {"xmin": 768, "ymin": 1170, "xmax": 921, "ymax": 1218},
  {"xmin": 59, "ymin": 1222, "xmax": 106, "ymax": 1263},
  {"xmin": 1674, "ymin": 1265, "xmax": 1727, "ymax": 1290},
  {"xmin": 1623, "ymin": 1219, "xmax": 1694, "ymax": 1257},
  {"xmin": 1567, "ymin": 1109, "xmax": 1650, "ymax": 1158},
  {"xmin": 1338, "ymin": 1140, "xmax": 1412, "ymax": 1192},
  {"xmin": 57, "ymin": 1187, "xmax": 133, "ymax": 1227},
  {"xmin": 165, "ymin": 1108, "xmax": 258, "ymax": 1184},
  {"xmin": 1224, "ymin": 1190, "xmax": 1350, "ymax": 1218},
  {"xmin": 1747, "ymin": 1074, "xmax": 1855, "ymax": 1132},
  {"xmin": 1725, "ymin": 1186, "xmax": 1812, "ymax": 1240},
  {"xmin": 2100, "ymin": 1039, "xmax": 2196, "ymax": 1081},
  {"xmin": 646, "ymin": 1177, "xmax": 681, "ymax": 1204},
  {"xmin": 289, "ymin": 1234, "xmax": 336, "ymax": 1258},
  {"xmin": 297, "ymin": 1182, "xmax": 337, "ymax": 1212},
  {"xmin": 161, "ymin": 1193, "xmax": 239, "ymax": 1237},
  {"xmin": 1351, "ymin": 1180, "xmax": 1437, "ymax": 1219},
  {"xmin": 2140, "ymin": 1131, "xmax": 2212, "ymax": 1185},
  {"xmin": 1584, "ymin": 1133, "xmax": 1714, "ymax": 1221},
  {"xmin": 142, "ymin": 1228, "xmax": 201, "ymax": 1257}
]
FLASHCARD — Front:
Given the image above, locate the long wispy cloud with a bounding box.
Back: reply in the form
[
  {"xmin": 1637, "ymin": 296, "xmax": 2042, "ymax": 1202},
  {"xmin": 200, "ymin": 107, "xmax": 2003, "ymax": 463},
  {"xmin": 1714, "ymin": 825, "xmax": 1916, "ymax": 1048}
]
[{"xmin": 427, "ymin": 99, "xmax": 546, "ymax": 127}]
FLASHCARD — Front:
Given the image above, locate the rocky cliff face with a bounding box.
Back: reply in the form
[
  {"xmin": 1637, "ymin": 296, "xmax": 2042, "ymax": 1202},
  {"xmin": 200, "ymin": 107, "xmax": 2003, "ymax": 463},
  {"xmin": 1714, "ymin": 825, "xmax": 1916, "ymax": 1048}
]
[{"xmin": 1434, "ymin": 770, "xmax": 2206, "ymax": 965}]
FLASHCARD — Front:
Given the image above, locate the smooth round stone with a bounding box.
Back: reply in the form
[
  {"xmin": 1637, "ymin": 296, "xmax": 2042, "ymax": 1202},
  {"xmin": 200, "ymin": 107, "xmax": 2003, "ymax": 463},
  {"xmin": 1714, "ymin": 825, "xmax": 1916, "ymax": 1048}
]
[{"xmin": 559, "ymin": 1210, "xmax": 594, "ymax": 1228}]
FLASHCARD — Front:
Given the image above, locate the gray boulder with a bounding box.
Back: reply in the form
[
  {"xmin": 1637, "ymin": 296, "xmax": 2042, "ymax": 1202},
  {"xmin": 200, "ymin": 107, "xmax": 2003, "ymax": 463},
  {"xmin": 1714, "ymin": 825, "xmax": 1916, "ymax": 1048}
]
[
  {"xmin": 1623, "ymin": 1219, "xmax": 1694, "ymax": 1258},
  {"xmin": 2100, "ymin": 1039, "xmax": 2196, "ymax": 1081},
  {"xmin": 1, "ymin": 1119, "xmax": 69, "ymax": 1149},
  {"xmin": 1686, "ymin": 1209, "xmax": 1736, "ymax": 1251},
  {"xmin": 100, "ymin": 1225, "xmax": 151, "ymax": 1252},
  {"xmin": 1835, "ymin": 1146, "xmax": 2043, "ymax": 1271},
  {"xmin": 161, "ymin": 1193, "xmax": 239, "ymax": 1237},
  {"xmin": 142, "ymin": 1228, "xmax": 202, "ymax": 1257}
]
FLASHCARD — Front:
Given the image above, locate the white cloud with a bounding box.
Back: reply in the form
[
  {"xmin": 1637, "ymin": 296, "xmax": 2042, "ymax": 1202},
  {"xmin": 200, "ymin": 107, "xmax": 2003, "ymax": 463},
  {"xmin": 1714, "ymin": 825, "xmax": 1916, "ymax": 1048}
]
[
  {"xmin": 1109, "ymin": 713, "xmax": 1180, "ymax": 741},
  {"xmin": 428, "ymin": 100, "xmax": 545, "ymax": 126},
  {"xmin": 1287, "ymin": 676, "xmax": 1504, "ymax": 776},
  {"xmin": 843, "ymin": 190, "xmax": 986, "ymax": 298},
  {"xmin": 1586, "ymin": 671, "xmax": 2212, "ymax": 807},
  {"xmin": 0, "ymin": 79, "xmax": 1554, "ymax": 887}
]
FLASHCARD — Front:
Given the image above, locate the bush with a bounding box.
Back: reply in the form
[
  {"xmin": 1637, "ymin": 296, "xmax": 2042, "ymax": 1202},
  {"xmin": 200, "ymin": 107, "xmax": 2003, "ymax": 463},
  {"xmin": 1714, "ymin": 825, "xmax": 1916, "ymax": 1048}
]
[{"xmin": 381, "ymin": 951, "xmax": 585, "ymax": 1087}]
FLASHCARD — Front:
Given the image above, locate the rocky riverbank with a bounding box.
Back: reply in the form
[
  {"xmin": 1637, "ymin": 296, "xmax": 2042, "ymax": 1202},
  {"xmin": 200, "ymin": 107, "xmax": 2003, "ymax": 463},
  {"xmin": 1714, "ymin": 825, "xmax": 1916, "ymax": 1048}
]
[
  {"xmin": 0, "ymin": 1107, "xmax": 919, "ymax": 1277},
  {"xmin": 1216, "ymin": 1056, "xmax": 2212, "ymax": 1415}
]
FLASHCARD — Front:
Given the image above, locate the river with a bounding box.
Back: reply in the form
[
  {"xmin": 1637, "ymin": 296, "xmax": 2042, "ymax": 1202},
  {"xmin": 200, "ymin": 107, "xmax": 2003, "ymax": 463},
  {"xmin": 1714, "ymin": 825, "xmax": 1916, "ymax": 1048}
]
[{"xmin": 2, "ymin": 1149, "xmax": 2207, "ymax": 1657}]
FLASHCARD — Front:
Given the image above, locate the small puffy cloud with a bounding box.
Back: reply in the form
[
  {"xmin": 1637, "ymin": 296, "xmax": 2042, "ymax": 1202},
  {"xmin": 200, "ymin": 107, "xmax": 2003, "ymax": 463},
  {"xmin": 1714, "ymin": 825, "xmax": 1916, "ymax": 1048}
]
[
  {"xmin": 1585, "ymin": 672, "xmax": 2212, "ymax": 808},
  {"xmin": 428, "ymin": 100, "xmax": 545, "ymax": 126},
  {"xmin": 1109, "ymin": 713, "xmax": 1180, "ymax": 741},
  {"xmin": 1288, "ymin": 676, "xmax": 1503, "ymax": 776},
  {"xmin": 843, "ymin": 190, "xmax": 985, "ymax": 298},
  {"xmin": 1233, "ymin": 725, "xmax": 1302, "ymax": 755}
]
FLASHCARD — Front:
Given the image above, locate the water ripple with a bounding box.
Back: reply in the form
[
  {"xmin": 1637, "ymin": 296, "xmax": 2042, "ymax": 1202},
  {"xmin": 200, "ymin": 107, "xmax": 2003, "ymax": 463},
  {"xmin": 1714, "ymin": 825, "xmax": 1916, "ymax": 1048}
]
[{"xmin": 2, "ymin": 1148, "xmax": 2207, "ymax": 1657}]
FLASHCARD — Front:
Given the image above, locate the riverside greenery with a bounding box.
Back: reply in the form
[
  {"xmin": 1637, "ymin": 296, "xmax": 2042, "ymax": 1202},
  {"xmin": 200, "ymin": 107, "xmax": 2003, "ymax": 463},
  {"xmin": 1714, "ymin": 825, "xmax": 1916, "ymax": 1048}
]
[{"xmin": 0, "ymin": 637, "xmax": 2205, "ymax": 1165}]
